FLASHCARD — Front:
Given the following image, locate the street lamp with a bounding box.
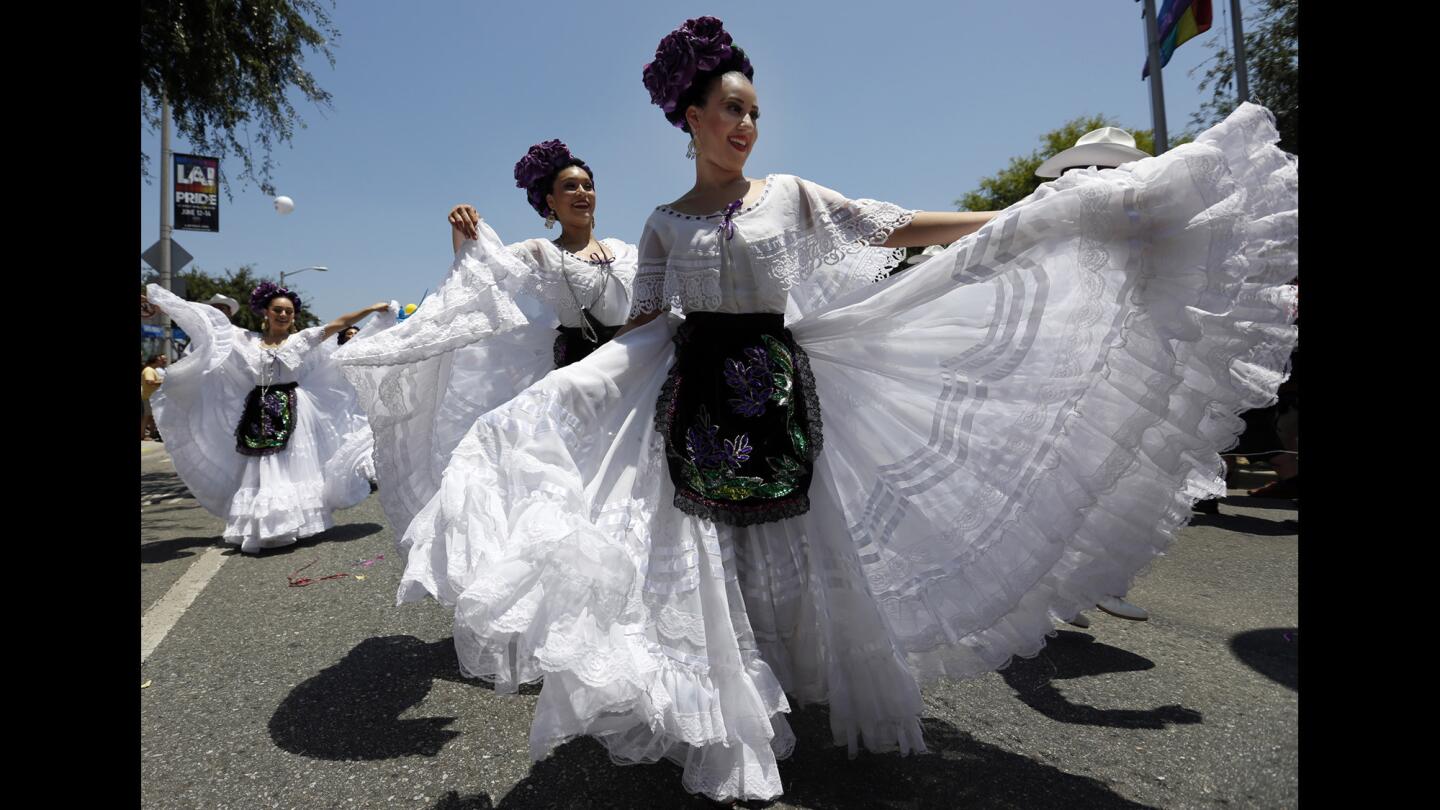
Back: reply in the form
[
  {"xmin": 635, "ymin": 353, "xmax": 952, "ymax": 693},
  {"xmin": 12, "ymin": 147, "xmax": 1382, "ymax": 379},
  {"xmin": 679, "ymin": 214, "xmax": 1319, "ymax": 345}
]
[{"xmin": 279, "ymin": 265, "xmax": 328, "ymax": 288}]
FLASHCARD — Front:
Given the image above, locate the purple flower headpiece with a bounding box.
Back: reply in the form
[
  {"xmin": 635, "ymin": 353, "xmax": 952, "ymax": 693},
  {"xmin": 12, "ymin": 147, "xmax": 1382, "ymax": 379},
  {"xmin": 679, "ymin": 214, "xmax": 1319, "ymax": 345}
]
[
  {"xmin": 249, "ymin": 281, "xmax": 302, "ymax": 315},
  {"xmin": 643, "ymin": 17, "xmax": 754, "ymax": 130},
  {"xmin": 513, "ymin": 140, "xmax": 593, "ymax": 219}
]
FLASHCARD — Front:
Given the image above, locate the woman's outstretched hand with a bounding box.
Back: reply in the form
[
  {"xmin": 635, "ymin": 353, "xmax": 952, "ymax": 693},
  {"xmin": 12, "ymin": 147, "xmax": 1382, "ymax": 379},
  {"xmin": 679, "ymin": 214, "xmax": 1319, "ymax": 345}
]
[{"xmin": 448, "ymin": 204, "xmax": 481, "ymax": 241}]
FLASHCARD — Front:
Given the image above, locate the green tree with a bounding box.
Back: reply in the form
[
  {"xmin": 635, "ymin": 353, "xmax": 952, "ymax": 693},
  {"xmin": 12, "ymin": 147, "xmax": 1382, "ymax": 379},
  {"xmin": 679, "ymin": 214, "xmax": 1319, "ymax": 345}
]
[
  {"xmin": 142, "ymin": 264, "xmax": 322, "ymax": 332},
  {"xmin": 956, "ymin": 116, "xmax": 1177, "ymax": 212},
  {"xmin": 140, "ymin": 0, "xmax": 340, "ymax": 196},
  {"xmin": 1190, "ymin": 0, "xmax": 1297, "ymax": 154}
]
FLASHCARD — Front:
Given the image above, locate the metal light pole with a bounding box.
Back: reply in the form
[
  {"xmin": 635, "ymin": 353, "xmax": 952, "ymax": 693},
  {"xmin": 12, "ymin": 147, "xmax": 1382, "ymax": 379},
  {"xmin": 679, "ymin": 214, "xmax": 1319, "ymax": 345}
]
[
  {"xmin": 1230, "ymin": 0, "xmax": 1250, "ymax": 103},
  {"xmin": 1141, "ymin": 0, "xmax": 1169, "ymax": 153},
  {"xmin": 279, "ymin": 265, "xmax": 328, "ymax": 288},
  {"xmin": 159, "ymin": 94, "xmax": 173, "ymax": 358}
]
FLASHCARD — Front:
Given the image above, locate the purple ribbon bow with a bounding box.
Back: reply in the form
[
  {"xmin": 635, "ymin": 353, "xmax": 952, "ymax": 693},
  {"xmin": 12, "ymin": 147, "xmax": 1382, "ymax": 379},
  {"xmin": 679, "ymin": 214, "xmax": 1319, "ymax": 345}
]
[
  {"xmin": 586, "ymin": 251, "xmax": 615, "ymax": 270},
  {"xmin": 718, "ymin": 198, "xmax": 742, "ymax": 240}
]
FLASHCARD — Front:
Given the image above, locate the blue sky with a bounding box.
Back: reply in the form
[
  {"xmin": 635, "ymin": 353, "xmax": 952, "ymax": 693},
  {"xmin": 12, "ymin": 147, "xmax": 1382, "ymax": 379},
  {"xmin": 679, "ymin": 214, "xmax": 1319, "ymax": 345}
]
[{"xmin": 139, "ymin": 0, "xmax": 1263, "ymax": 319}]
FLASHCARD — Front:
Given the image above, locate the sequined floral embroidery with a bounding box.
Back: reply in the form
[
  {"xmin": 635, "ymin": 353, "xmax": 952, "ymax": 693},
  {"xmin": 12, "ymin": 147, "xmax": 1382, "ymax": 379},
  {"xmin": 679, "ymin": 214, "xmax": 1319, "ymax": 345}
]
[{"xmin": 679, "ymin": 336, "xmax": 810, "ymax": 503}]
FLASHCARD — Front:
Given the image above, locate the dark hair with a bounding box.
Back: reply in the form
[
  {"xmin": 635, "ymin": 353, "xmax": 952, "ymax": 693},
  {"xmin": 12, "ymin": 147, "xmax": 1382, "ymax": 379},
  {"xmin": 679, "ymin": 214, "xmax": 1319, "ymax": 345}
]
[{"xmin": 336, "ymin": 325, "xmax": 360, "ymax": 345}]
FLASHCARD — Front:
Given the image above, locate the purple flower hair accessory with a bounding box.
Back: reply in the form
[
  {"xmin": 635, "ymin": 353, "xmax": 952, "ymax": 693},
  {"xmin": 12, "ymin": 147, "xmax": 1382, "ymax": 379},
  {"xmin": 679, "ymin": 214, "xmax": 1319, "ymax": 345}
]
[
  {"xmin": 642, "ymin": 17, "xmax": 754, "ymax": 129},
  {"xmin": 513, "ymin": 139, "xmax": 593, "ymax": 218},
  {"xmin": 249, "ymin": 281, "xmax": 302, "ymax": 315}
]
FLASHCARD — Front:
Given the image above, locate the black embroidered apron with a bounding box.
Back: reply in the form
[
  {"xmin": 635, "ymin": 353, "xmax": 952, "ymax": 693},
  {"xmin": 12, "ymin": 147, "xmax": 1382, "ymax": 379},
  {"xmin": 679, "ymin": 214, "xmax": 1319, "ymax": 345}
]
[
  {"xmin": 235, "ymin": 382, "xmax": 299, "ymax": 456},
  {"xmin": 655, "ymin": 312, "xmax": 823, "ymax": 527}
]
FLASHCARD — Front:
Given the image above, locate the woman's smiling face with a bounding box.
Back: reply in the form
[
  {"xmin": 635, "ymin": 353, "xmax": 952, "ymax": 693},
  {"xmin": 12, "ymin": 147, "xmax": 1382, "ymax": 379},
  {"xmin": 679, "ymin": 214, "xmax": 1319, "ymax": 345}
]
[{"xmin": 686, "ymin": 71, "xmax": 760, "ymax": 171}]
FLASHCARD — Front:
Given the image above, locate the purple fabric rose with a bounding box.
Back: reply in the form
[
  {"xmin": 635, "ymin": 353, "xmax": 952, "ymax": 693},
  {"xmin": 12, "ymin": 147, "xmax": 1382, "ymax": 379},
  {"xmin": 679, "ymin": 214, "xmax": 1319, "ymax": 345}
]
[
  {"xmin": 643, "ymin": 36, "xmax": 696, "ymax": 114},
  {"xmin": 249, "ymin": 281, "xmax": 301, "ymax": 315},
  {"xmin": 512, "ymin": 139, "xmax": 592, "ymax": 218},
  {"xmin": 642, "ymin": 17, "xmax": 754, "ymax": 129},
  {"xmin": 686, "ymin": 17, "xmax": 734, "ymax": 72}
]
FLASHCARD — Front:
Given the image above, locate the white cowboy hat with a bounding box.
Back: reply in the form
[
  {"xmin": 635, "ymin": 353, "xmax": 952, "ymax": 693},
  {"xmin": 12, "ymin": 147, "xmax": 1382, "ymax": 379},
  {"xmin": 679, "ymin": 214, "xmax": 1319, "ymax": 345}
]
[
  {"xmin": 903, "ymin": 243, "xmax": 949, "ymax": 266},
  {"xmin": 1035, "ymin": 126, "xmax": 1150, "ymax": 178},
  {"xmin": 204, "ymin": 293, "xmax": 240, "ymax": 317}
]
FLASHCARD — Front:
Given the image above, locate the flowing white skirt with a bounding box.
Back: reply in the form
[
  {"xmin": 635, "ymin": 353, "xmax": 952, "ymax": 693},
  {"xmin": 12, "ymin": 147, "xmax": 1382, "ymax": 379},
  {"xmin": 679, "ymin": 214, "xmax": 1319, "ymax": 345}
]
[{"xmin": 398, "ymin": 102, "xmax": 1298, "ymax": 801}]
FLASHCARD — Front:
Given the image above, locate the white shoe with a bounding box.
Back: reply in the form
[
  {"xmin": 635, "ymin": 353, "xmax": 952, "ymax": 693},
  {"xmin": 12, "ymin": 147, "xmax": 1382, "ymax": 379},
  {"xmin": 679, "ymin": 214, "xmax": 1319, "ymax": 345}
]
[
  {"xmin": 1066, "ymin": 612, "xmax": 1092, "ymax": 628},
  {"xmin": 1097, "ymin": 595, "xmax": 1149, "ymax": 621}
]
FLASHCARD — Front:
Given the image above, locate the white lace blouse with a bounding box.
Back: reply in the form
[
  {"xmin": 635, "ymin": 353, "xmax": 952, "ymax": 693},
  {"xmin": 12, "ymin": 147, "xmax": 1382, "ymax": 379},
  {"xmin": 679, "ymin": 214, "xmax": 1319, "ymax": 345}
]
[
  {"xmin": 630, "ymin": 174, "xmax": 916, "ymax": 317},
  {"xmin": 505, "ymin": 238, "xmax": 637, "ymax": 328}
]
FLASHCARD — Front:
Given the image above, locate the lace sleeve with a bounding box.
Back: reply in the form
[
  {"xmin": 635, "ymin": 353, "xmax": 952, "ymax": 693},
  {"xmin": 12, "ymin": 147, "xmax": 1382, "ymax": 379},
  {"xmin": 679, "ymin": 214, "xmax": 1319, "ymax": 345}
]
[
  {"xmin": 503, "ymin": 240, "xmax": 546, "ymax": 300},
  {"xmin": 628, "ymin": 220, "xmax": 671, "ymax": 318},
  {"xmin": 277, "ymin": 325, "xmax": 330, "ymax": 370},
  {"xmin": 766, "ymin": 176, "xmax": 916, "ymax": 315},
  {"xmin": 145, "ymin": 283, "xmax": 238, "ymax": 373},
  {"xmin": 334, "ymin": 224, "xmax": 530, "ymax": 367}
]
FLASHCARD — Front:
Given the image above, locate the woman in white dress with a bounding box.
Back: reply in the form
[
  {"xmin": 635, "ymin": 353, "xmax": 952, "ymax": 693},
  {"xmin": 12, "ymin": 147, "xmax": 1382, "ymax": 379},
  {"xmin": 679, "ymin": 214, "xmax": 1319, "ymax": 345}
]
[
  {"xmin": 335, "ymin": 140, "xmax": 639, "ymax": 566},
  {"xmin": 400, "ymin": 18, "xmax": 1298, "ymax": 803},
  {"xmin": 140, "ymin": 282, "xmax": 393, "ymax": 553}
]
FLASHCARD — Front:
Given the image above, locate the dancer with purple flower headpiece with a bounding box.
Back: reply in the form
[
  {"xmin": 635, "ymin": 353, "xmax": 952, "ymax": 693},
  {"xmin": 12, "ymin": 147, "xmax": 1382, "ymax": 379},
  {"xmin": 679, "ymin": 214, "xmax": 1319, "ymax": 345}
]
[
  {"xmin": 140, "ymin": 282, "xmax": 393, "ymax": 552},
  {"xmin": 399, "ymin": 16, "xmax": 1298, "ymax": 803},
  {"xmin": 335, "ymin": 139, "xmax": 639, "ymax": 553}
]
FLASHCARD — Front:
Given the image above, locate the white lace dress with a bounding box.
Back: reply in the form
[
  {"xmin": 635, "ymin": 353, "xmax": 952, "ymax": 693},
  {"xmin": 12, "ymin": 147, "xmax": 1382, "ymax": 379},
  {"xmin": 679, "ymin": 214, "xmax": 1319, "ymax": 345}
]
[
  {"xmin": 398, "ymin": 103, "xmax": 1298, "ymax": 801},
  {"xmin": 335, "ymin": 224, "xmax": 637, "ymax": 555},
  {"xmin": 145, "ymin": 284, "xmax": 383, "ymax": 553}
]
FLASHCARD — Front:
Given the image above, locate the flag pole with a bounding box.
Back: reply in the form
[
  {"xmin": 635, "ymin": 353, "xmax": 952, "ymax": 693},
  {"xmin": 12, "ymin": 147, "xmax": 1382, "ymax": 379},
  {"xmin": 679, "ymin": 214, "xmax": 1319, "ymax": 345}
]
[
  {"xmin": 1229, "ymin": 0, "xmax": 1249, "ymax": 103},
  {"xmin": 1141, "ymin": 0, "xmax": 1169, "ymax": 153}
]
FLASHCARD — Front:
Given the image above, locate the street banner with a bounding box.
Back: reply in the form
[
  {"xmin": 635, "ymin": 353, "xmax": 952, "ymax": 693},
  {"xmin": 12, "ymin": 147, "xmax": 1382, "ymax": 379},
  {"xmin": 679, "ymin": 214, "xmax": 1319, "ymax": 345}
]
[{"xmin": 174, "ymin": 153, "xmax": 220, "ymax": 232}]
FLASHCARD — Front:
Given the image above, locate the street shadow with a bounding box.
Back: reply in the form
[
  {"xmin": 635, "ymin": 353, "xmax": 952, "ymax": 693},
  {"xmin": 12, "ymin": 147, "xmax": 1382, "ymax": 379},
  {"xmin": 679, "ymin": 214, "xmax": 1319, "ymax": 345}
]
[
  {"xmin": 428, "ymin": 704, "xmax": 1156, "ymax": 809},
  {"xmin": 1187, "ymin": 508, "xmax": 1299, "ymax": 536},
  {"xmin": 998, "ymin": 631, "xmax": 1203, "ymax": 729},
  {"xmin": 227, "ymin": 522, "xmax": 385, "ymax": 557},
  {"xmin": 1226, "ymin": 493, "xmax": 1299, "ymax": 511},
  {"xmin": 270, "ymin": 635, "xmax": 472, "ymax": 760},
  {"xmin": 1228, "ymin": 628, "xmax": 1298, "ymax": 691},
  {"xmin": 140, "ymin": 534, "xmax": 223, "ymax": 565},
  {"xmin": 140, "ymin": 470, "xmax": 192, "ymax": 503},
  {"xmin": 270, "ymin": 634, "xmax": 540, "ymax": 761}
]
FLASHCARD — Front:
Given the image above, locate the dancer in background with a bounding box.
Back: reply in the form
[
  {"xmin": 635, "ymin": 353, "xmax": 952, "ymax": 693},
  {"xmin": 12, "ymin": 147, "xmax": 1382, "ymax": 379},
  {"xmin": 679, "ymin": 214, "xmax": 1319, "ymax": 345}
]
[
  {"xmin": 337, "ymin": 140, "xmax": 639, "ymax": 577},
  {"xmin": 141, "ymin": 282, "xmax": 392, "ymax": 553}
]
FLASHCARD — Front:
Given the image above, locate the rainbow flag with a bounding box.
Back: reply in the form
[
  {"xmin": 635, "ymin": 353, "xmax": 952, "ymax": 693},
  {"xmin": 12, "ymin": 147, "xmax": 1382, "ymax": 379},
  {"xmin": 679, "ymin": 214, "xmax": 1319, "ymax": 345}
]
[{"xmin": 1142, "ymin": 0, "xmax": 1214, "ymax": 78}]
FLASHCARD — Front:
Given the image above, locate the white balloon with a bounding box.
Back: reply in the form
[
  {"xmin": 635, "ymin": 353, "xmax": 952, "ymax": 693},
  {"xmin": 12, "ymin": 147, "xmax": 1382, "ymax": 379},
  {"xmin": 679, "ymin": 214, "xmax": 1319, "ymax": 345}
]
[{"xmin": 274, "ymin": 196, "xmax": 295, "ymax": 215}]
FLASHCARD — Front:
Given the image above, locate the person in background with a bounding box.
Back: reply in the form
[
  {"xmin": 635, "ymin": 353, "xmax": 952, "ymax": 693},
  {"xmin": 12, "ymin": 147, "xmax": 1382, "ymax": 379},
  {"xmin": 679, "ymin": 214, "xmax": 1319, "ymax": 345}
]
[
  {"xmin": 140, "ymin": 354, "xmax": 168, "ymax": 440},
  {"xmin": 177, "ymin": 294, "xmax": 241, "ymax": 358}
]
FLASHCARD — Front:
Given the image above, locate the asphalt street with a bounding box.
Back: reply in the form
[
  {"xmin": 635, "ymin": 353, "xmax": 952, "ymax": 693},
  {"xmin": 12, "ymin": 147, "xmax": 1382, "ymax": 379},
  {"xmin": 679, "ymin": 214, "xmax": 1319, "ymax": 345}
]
[{"xmin": 140, "ymin": 442, "xmax": 1298, "ymax": 809}]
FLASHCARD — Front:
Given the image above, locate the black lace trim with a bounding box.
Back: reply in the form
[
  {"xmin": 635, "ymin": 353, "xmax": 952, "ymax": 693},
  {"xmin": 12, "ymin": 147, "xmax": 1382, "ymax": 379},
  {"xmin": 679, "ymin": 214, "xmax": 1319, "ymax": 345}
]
[{"xmin": 790, "ymin": 339, "xmax": 824, "ymax": 462}]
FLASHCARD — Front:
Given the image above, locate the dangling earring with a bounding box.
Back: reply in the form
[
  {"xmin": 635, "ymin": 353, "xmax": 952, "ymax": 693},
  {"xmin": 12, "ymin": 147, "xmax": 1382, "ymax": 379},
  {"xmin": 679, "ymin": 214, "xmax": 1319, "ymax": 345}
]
[
  {"xmin": 686, "ymin": 137, "xmax": 697, "ymax": 160},
  {"xmin": 544, "ymin": 212, "xmax": 556, "ymax": 229}
]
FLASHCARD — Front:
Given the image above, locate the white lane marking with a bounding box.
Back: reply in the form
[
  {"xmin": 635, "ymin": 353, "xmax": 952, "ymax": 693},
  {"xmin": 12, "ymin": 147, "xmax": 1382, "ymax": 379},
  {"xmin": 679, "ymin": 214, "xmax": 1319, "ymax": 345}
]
[{"xmin": 141, "ymin": 546, "xmax": 230, "ymax": 663}]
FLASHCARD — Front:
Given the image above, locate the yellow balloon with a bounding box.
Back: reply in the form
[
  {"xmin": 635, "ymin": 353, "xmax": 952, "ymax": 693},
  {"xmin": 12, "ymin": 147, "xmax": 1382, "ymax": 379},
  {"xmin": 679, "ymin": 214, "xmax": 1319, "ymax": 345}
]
[{"xmin": 403, "ymin": 303, "xmax": 418, "ymax": 315}]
